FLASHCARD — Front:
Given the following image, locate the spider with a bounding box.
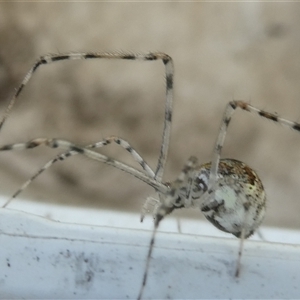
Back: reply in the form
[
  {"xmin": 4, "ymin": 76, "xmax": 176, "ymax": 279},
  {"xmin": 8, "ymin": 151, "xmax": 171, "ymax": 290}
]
[{"xmin": 0, "ymin": 52, "xmax": 299, "ymax": 300}]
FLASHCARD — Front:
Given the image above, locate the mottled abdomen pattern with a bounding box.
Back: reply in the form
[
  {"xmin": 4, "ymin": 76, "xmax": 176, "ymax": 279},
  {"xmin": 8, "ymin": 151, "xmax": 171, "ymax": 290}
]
[{"xmin": 199, "ymin": 159, "xmax": 266, "ymax": 238}]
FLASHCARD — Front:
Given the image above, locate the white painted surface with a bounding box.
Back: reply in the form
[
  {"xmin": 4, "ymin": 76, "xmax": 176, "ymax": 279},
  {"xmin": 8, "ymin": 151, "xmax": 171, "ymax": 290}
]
[{"xmin": 1, "ymin": 198, "xmax": 300, "ymax": 299}]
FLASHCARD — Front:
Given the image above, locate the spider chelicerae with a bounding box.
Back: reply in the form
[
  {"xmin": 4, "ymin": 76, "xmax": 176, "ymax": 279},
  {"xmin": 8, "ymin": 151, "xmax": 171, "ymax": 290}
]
[{"xmin": 1, "ymin": 52, "xmax": 299, "ymax": 299}]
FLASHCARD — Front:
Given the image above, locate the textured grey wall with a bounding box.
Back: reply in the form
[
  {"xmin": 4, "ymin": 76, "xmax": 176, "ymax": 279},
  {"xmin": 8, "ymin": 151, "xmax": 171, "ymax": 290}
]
[{"xmin": 1, "ymin": 2, "xmax": 300, "ymax": 229}]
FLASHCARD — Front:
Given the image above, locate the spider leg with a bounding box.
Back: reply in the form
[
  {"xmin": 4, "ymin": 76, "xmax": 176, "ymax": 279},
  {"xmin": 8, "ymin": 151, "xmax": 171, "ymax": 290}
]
[
  {"xmin": 208, "ymin": 100, "xmax": 300, "ymax": 191},
  {"xmin": 0, "ymin": 138, "xmax": 169, "ymax": 194},
  {"xmin": 0, "ymin": 52, "xmax": 174, "ymax": 182},
  {"xmin": 2, "ymin": 135, "xmax": 156, "ymax": 208},
  {"xmin": 235, "ymin": 227, "xmax": 246, "ymax": 277}
]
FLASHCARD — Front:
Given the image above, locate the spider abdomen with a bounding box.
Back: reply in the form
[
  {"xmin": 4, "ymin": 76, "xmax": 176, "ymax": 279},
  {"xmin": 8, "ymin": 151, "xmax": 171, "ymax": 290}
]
[{"xmin": 199, "ymin": 159, "xmax": 266, "ymax": 238}]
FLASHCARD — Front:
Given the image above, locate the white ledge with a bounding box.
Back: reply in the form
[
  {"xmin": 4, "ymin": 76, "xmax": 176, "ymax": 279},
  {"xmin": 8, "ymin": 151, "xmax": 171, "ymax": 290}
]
[{"xmin": 1, "ymin": 199, "xmax": 300, "ymax": 299}]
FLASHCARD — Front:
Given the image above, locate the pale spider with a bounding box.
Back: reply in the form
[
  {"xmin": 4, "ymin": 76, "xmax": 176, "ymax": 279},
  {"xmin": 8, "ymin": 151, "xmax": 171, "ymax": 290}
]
[{"xmin": 0, "ymin": 52, "xmax": 299, "ymax": 299}]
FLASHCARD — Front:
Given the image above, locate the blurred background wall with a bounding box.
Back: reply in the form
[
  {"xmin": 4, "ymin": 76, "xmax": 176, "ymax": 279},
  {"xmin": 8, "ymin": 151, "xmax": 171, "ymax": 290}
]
[{"xmin": 0, "ymin": 2, "xmax": 300, "ymax": 229}]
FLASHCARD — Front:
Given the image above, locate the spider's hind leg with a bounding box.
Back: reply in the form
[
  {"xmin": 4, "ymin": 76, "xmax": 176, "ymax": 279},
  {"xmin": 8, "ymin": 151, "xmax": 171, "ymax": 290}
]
[{"xmin": 200, "ymin": 159, "xmax": 266, "ymax": 277}]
